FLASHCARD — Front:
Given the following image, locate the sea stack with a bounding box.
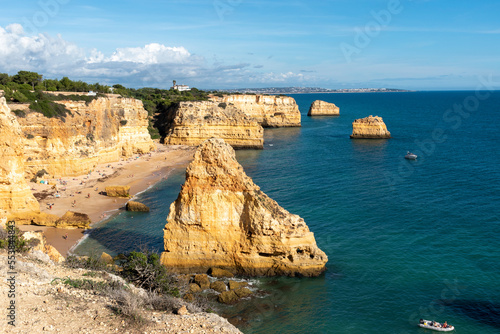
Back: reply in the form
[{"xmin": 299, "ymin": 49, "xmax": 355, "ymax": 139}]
[
  {"xmin": 307, "ymin": 100, "xmax": 340, "ymax": 116},
  {"xmin": 350, "ymin": 115, "xmax": 391, "ymax": 139},
  {"xmin": 160, "ymin": 138, "xmax": 328, "ymax": 277}
]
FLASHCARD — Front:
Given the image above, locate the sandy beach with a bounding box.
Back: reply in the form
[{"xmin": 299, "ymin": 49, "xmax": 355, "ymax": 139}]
[{"xmin": 18, "ymin": 144, "xmax": 196, "ymax": 257}]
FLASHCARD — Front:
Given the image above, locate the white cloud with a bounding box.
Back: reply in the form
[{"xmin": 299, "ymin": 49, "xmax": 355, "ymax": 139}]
[{"xmin": 0, "ymin": 23, "xmax": 313, "ymax": 88}]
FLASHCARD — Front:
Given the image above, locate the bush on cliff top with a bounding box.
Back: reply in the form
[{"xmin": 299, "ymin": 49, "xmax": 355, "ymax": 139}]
[{"xmin": 119, "ymin": 250, "xmax": 178, "ymax": 296}]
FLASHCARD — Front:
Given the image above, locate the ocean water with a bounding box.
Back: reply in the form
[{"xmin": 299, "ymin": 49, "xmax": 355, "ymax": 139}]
[{"xmin": 74, "ymin": 91, "xmax": 500, "ymax": 333}]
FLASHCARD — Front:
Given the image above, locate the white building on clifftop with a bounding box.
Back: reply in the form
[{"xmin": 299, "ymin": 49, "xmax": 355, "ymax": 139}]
[{"xmin": 172, "ymin": 80, "xmax": 190, "ymax": 91}]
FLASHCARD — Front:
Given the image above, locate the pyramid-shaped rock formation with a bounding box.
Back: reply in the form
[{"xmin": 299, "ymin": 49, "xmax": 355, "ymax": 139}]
[{"xmin": 161, "ymin": 138, "xmax": 328, "ymax": 276}]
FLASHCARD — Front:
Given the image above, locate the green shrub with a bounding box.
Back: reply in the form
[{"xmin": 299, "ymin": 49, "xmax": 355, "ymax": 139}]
[
  {"xmin": 29, "ymin": 100, "xmax": 70, "ymax": 118},
  {"xmin": 12, "ymin": 91, "xmax": 28, "ymax": 103},
  {"xmin": 0, "ymin": 227, "xmax": 31, "ymax": 253},
  {"xmin": 119, "ymin": 251, "xmax": 178, "ymax": 296}
]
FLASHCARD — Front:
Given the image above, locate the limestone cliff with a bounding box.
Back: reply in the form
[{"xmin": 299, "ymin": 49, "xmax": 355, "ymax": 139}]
[
  {"xmin": 161, "ymin": 138, "xmax": 327, "ymax": 277},
  {"xmin": 307, "ymin": 100, "xmax": 340, "ymax": 116},
  {"xmin": 209, "ymin": 94, "xmax": 301, "ymax": 127},
  {"xmin": 0, "ymin": 97, "xmax": 40, "ymax": 220},
  {"xmin": 158, "ymin": 101, "xmax": 264, "ymax": 149},
  {"xmin": 17, "ymin": 96, "xmax": 155, "ymax": 177},
  {"xmin": 350, "ymin": 115, "xmax": 391, "ymax": 139}
]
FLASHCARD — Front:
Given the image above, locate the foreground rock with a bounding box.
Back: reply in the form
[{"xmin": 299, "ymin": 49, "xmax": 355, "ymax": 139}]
[
  {"xmin": 307, "ymin": 100, "xmax": 340, "ymax": 116},
  {"xmin": 350, "ymin": 115, "xmax": 391, "ymax": 139},
  {"xmin": 209, "ymin": 94, "xmax": 301, "ymax": 127},
  {"xmin": 161, "ymin": 138, "xmax": 327, "ymax": 276},
  {"xmin": 158, "ymin": 101, "xmax": 264, "ymax": 149},
  {"xmin": 126, "ymin": 200, "xmax": 150, "ymax": 212}
]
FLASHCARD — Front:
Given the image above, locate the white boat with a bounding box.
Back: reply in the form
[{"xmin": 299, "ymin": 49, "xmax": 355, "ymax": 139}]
[
  {"xmin": 419, "ymin": 319, "xmax": 454, "ymax": 331},
  {"xmin": 405, "ymin": 151, "xmax": 417, "ymax": 160}
]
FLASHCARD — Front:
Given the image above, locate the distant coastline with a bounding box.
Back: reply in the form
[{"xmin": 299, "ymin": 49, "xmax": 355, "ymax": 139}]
[{"xmin": 215, "ymin": 87, "xmax": 415, "ymax": 95}]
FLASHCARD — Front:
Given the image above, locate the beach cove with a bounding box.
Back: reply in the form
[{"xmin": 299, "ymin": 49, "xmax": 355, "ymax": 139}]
[{"xmin": 18, "ymin": 144, "xmax": 196, "ymax": 257}]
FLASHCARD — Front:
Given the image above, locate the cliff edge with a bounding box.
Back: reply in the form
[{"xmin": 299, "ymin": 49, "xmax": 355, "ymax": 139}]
[
  {"xmin": 17, "ymin": 96, "xmax": 155, "ymax": 177},
  {"xmin": 161, "ymin": 138, "xmax": 327, "ymax": 277},
  {"xmin": 0, "ymin": 97, "xmax": 41, "ymax": 223},
  {"xmin": 350, "ymin": 115, "xmax": 391, "ymax": 139}
]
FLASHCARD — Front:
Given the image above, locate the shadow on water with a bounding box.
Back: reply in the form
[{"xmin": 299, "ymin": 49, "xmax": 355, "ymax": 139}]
[
  {"xmin": 80, "ymin": 223, "xmax": 164, "ymax": 256},
  {"xmin": 440, "ymin": 299, "xmax": 500, "ymax": 328}
]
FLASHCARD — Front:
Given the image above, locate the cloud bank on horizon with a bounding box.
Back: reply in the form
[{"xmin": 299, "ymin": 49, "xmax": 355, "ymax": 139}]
[{"xmin": 0, "ymin": 0, "xmax": 499, "ymax": 90}]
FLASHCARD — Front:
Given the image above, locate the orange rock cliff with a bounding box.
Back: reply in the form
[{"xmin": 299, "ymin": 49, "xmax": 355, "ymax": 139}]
[{"xmin": 161, "ymin": 138, "xmax": 328, "ymax": 277}]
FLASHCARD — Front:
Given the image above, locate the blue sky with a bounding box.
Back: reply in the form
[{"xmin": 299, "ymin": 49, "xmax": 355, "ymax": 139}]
[{"xmin": 0, "ymin": 0, "xmax": 499, "ymax": 90}]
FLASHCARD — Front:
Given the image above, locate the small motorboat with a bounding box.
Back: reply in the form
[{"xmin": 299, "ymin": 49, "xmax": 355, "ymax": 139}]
[
  {"xmin": 405, "ymin": 151, "xmax": 417, "ymax": 160},
  {"xmin": 419, "ymin": 319, "xmax": 454, "ymax": 332}
]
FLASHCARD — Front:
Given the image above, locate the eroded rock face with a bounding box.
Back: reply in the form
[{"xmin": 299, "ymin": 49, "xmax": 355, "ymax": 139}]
[
  {"xmin": 159, "ymin": 101, "xmax": 264, "ymax": 149},
  {"xmin": 307, "ymin": 100, "xmax": 340, "ymax": 116},
  {"xmin": 161, "ymin": 138, "xmax": 327, "ymax": 277},
  {"xmin": 350, "ymin": 115, "xmax": 391, "ymax": 139},
  {"xmin": 17, "ymin": 96, "xmax": 155, "ymax": 177},
  {"xmin": 209, "ymin": 94, "xmax": 301, "ymax": 127},
  {"xmin": 0, "ymin": 97, "xmax": 40, "ymax": 219}
]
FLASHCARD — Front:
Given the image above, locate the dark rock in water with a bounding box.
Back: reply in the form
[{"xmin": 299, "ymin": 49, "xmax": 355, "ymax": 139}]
[
  {"xmin": 210, "ymin": 281, "xmax": 227, "ymax": 293},
  {"xmin": 218, "ymin": 290, "xmax": 239, "ymax": 304},
  {"xmin": 228, "ymin": 280, "xmax": 248, "ymax": 290},
  {"xmin": 126, "ymin": 200, "xmax": 150, "ymax": 212},
  {"xmin": 194, "ymin": 274, "xmax": 210, "ymax": 290},
  {"xmin": 234, "ymin": 287, "xmax": 253, "ymax": 298}
]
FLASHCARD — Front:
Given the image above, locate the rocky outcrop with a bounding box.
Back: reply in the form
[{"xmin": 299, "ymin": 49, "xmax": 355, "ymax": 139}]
[
  {"xmin": 350, "ymin": 115, "xmax": 391, "ymax": 139},
  {"xmin": 158, "ymin": 101, "xmax": 264, "ymax": 149},
  {"xmin": 54, "ymin": 211, "xmax": 91, "ymax": 229},
  {"xmin": 126, "ymin": 200, "xmax": 150, "ymax": 212},
  {"xmin": 17, "ymin": 96, "xmax": 155, "ymax": 177},
  {"xmin": 105, "ymin": 186, "xmax": 130, "ymax": 197},
  {"xmin": 22, "ymin": 231, "xmax": 65, "ymax": 263},
  {"xmin": 307, "ymin": 100, "xmax": 340, "ymax": 116},
  {"xmin": 0, "ymin": 97, "xmax": 41, "ymax": 221},
  {"xmin": 161, "ymin": 138, "xmax": 327, "ymax": 277},
  {"xmin": 209, "ymin": 94, "xmax": 301, "ymax": 127}
]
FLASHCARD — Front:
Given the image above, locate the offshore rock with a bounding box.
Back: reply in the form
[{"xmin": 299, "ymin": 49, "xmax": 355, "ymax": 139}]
[
  {"xmin": 307, "ymin": 100, "xmax": 340, "ymax": 116},
  {"xmin": 17, "ymin": 96, "xmax": 155, "ymax": 177},
  {"xmin": 0, "ymin": 97, "xmax": 40, "ymax": 221},
  {"xmin": 209, "ymin": 94, "xmax": 301, "ymax": 127},
  {"xmin": 158, "ymin": 101, "xmax": 264, "ymax": 149},
  {"xmin": 161, "ymin": 138, "xmax": 327, "ymax": 277},
  {"xmin": 350, "ymin": 115, "xmax": 391, "ymax": 139},
  {"xmin": 126, "ymin": 200, "xmax": 150, "ymax": 212}
]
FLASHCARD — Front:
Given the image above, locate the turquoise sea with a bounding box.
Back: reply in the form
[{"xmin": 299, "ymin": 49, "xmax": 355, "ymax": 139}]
[{"xmin": 75, "ymin": 91, "xmax": 500, "ymax": 333}]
